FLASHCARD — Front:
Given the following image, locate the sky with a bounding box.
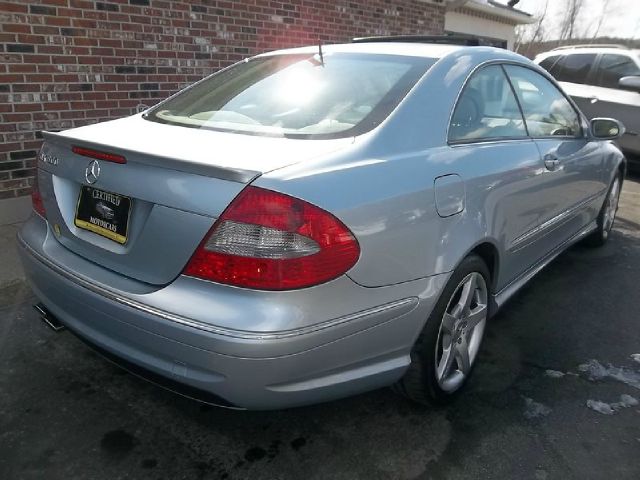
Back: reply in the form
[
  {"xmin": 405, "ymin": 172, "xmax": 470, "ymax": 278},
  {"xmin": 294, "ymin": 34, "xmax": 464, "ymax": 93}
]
[{"xmin": 501, "ymin": 0, "xmax": 640, "ymax": 40}]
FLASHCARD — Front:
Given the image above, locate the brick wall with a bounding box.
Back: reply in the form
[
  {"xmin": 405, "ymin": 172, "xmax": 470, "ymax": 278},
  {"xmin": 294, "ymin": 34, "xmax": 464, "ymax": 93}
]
[{"xmin": 0, "ymin": 0, "xmax": 445, "ymax": 199}]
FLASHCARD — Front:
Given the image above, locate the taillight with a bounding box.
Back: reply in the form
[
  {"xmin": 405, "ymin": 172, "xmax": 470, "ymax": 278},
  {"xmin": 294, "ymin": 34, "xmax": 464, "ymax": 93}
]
[
  {"xmin": 31, "ymin": 170, "xmax": 46, "ymax": 218},
  {"xmin": 183, "ymin": 186, "xmax": 360, "ymax": 290}
]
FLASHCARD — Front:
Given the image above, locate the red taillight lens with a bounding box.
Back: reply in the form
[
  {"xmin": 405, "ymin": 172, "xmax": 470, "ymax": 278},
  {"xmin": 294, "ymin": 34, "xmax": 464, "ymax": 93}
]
[
  {"xmin": 72, "ymin": 145, "xmax": 126, "ymax": 164},
  {"xmin": 31, "ymin": 171, "xmax": 46, "ymax": 218},
  {"xmin": 183, "ymin": 186, "xmax": 360, "ymax": 290}
]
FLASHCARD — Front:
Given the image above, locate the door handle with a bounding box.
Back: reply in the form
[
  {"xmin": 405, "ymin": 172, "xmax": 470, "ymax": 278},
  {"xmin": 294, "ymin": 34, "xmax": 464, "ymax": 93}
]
[
  {"xmin": 544, "ymin": 154, "xmax": 559, "ymax": 171},
  {"xmin": 589, "ymin": 96, "xmax": 599, "ymax": 104}
]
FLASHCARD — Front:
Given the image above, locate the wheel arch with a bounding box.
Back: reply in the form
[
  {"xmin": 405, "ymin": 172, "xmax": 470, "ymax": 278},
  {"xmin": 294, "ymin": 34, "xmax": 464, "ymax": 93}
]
[
  {"xmin": 467, "ymin": 240, "xmax": 500, "ymax": 292},
  {"xmin": 461, "ymin": 241, "xmax": 501, "ymax": 319},
  {"xmin": 445, "ymin": 238, "xmax": 501, "ymax": 296},
  {"xmin": 618, "ymin": 157, "xmax": 627, "ymax": 182},
  {"xmin": 467, "ymin": 241, "xmax": 500, "ymax": 294}
]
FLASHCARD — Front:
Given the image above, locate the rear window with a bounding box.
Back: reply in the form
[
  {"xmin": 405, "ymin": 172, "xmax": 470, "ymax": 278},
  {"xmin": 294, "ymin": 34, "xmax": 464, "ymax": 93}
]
[{"xmin": 145, "ymin": 53, "xmax": 434, "ymax": 139}]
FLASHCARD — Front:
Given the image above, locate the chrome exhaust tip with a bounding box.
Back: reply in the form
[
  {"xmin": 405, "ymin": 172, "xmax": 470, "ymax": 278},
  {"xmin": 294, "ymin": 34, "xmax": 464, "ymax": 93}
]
[{"xmin": 34, "ymin": 303, "xmax": 66, "ymax": 332}]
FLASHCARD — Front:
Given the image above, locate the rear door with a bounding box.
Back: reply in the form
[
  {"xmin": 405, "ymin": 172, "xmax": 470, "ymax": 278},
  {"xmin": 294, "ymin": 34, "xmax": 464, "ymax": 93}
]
[
  {"xmin": 588, "ymin": 53, "xmax": 640, "ymax": 154},
  {"xmin": 504, "ymin": 65, "xmax": 607, "ymax": 253}
]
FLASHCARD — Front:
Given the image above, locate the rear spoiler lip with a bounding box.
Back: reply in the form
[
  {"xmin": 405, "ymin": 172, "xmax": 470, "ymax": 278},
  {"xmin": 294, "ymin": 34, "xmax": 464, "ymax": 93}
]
[{"xmin": 41, "ymin": 130, "xmax": 261, "ymax": 184}]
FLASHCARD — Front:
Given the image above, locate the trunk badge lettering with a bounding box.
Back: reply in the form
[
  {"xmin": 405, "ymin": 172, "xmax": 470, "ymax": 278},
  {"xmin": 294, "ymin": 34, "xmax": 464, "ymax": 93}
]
[
  {"xmin": 39, "ymin": 152, "xmax": 59, "ymax": 166},
  {"xmin": 85, "ymin": 160, "xmax": 101, "ymax": 184}
]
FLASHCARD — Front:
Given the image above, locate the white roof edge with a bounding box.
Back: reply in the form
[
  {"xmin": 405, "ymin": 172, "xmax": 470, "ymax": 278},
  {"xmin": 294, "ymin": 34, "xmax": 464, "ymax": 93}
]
[{"xmin": 536, "ymin": 46, "xmax": 639, "ymax": 57}]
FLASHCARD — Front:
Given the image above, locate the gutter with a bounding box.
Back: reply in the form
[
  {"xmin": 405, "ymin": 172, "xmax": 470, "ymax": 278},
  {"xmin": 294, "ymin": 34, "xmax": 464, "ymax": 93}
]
[
  {"xmin": 449, "ymin": 0, "xmax": 536, "ymax": 25},
  {"xmin": 446, "ymin": 0, "xmax": 470, "ymax": 9}
]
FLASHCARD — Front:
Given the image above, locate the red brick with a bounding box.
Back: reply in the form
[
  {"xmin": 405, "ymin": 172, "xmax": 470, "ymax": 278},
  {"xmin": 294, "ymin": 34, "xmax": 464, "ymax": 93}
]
[
  {"xmin": 3, "ymin": 24, "xmax": 31, "ymax": 34},
  {"xmin": 7, "ymin": 63, "xmax": 38, "ymax": 73},
  {"xmin": 25, "ymin": 74, "xmax": 53, "ymax": 83},
  {"xmin": 17, "ymin": 34, "xmax": 46, "ymax": 44},
  {"xmin": 44, "ymin": 16, "xmax": 71, "ymax": 26},
  {"xmin": 14, "ymin": 103, "xmax": 43, "ymax": 112},
  {"xmin": 0, "ymin": 74, "xmax": 24, "ymax": 83},
  {"xmin": 0, "ymin": 33, "xmax": 17, "ymax": 42},
  {"xmin": 0, "ymin": 2, "xmax": 28, "ymax": 13},
  {"xmin": 0, "ymin": 143, "xmax": 21, "ymax": 153},
  {"xmin": 32, "ymin": 26, "xmax": 60, "ymax": 35},
  {"xmin": 37, "ymin": 45, "xmax": 64, "ymax": 54}
]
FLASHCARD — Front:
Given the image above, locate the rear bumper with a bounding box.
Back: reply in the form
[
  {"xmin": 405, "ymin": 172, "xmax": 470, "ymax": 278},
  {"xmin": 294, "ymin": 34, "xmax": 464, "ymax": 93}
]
[{"xmin": 18, "ymin": 215, "xmax": 448, "ymax": 409}]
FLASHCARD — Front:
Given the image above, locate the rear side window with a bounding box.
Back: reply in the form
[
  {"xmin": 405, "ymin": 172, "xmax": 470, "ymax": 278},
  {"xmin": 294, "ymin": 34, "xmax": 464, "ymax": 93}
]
[
  {"xmin": 553, "ymin": 54, "xmax": 597, "ymax": 84},
  {"xmin": 145, "ymin": 53, "xmax": 434, "ymax": 139},
  {"xmin": 595, "ymin": 54, "xmax": 640, "ymax": 89},
  {"xmin": 505, "ymin": 65, "xmax": 581, "ymax": 138},
  {"xmin": 449, "ymin": 65, "xmax": 527, "ymax": 143}
]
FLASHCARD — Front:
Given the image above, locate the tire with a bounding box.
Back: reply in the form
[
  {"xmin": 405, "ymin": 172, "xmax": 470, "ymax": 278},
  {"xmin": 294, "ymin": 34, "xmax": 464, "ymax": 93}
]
[
  {"xmin": 585, "ymin": 173, "xmax": 622, "ymax": 247},
  {"xmin": 394, "ymin": 254, "xmax": 490, "ymax": 405}
]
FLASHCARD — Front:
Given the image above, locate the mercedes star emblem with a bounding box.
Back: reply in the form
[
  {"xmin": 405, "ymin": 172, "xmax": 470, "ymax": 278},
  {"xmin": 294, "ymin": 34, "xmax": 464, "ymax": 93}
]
[{"xmin": 85, "ymin": 160, "xmax": 101, "ymax": 184}]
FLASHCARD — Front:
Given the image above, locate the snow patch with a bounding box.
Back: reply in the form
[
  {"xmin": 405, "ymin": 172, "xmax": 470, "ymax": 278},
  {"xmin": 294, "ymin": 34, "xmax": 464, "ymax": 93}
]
[
  {"xmin": 578, "ymin": 359, "xmax": 640, "ymax": 389},
  {"xmin": 631, "ymin": 354, "xmax": 640, "ymax": 365},
  {"xmin": 619, "ymin": 394, "xmax": 639, "ymax": 408},
  {"xmin": 523, "ymin": 397, "xmax": 551, "ymax": 419},
  {"xmin": 545, "ymin": 369, "xmax": 565, "ymax": 378},
  {"xmin": 578, "ymin": 359, "xmax": 609, "ymax": 380},
  {"xmin": 586, "ymin": 394, "xmax": 639, "ymax": 415},
  {"xmin": 587, "ymin": 400, "xmax": 614, "ymax": 415}
]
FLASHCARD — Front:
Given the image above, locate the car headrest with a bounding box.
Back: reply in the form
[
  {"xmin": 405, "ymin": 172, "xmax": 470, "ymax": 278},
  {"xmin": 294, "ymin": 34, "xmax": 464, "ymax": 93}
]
[{"xmin": 452, "ymin": 87, "xmax": 484, "ymax": 128}]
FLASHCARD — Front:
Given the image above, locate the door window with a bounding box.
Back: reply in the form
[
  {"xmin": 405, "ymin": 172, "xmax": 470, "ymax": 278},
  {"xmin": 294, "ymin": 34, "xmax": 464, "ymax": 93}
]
[
  {"xmin": 449, "ymin": 65, "xmax": 527, "ymax": 143},
  {"xmin": 595, "ymin": 54, "xmax": 640, "ymax": 89},
  {"xmin": 505, "ymin": 65, "xmax": 582, "ymax": 138},
  {"xmin": 538, "ymin": 55, "xmax": 560, "ymax": 73},
  {"xmin": 552, "ymin": 54, "xmax": 597, "ymax": 84}
]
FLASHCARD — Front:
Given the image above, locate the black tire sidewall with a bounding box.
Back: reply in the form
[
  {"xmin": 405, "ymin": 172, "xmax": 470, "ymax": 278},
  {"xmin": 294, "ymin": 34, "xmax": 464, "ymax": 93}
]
[
  {"xmin": 411, "ymin": 254, "xmax": 490, "ymax": 404},
  {"xmin": 591, "ymin": 173, "xmax": 621, "ymax": 246}
]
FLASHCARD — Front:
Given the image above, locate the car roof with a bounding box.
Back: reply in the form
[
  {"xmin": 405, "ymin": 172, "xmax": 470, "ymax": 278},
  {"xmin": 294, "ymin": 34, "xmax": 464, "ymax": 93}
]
[
  {"xmin": 536, "ymin": 47, "xmax": 640, "ymax": 59},
  {"xmin": 253, "ymin": 42, "xmax": 536, "ymax": 71},
  {"xmin": 254, "ymin": 42, "xmax": 468, "ymax": 60}
]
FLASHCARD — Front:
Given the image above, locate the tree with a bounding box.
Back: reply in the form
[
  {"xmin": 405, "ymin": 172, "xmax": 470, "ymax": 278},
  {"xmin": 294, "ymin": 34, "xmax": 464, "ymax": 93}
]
[
  {"xmin": 515, "ymin": 0, "xmax": 549, "ymax": 56},
  {"xmin": 590, "ymin": 0, "xmax": 611, "ymax": 40},
  {"xmin": 560, "ymin": 0, "xmax": 585, "ymax": 40}
]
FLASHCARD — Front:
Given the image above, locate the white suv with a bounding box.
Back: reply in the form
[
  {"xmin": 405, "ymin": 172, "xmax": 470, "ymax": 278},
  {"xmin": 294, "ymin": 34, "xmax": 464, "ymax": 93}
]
[{"xmin": 535, "ymin": 45, "xmax": 640, "ymax": 163}]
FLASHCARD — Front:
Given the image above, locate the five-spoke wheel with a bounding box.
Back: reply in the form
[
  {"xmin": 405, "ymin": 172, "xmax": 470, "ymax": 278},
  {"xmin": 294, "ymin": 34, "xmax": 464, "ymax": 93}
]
[
  {"xmin": 395, "ymin": 254, "xmax": 490, "ymax": 405},
  {"xmin": 586, "ymin": 173, "xmax": 622, "ymax": 247},
  {"xmin": 435, "ymin": 272, "xmax": 488, "ymax": 392}
]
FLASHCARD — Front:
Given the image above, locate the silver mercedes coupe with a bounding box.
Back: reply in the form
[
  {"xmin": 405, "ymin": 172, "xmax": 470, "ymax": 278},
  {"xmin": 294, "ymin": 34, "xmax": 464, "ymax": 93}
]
[{"xmin": 18, "ymin": 37, "xmax": 626, "ymax": 409}]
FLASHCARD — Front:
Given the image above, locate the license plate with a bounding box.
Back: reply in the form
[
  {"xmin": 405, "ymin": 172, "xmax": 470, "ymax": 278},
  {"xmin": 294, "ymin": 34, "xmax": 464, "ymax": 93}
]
[{"xmin": 74, "ymin": 186, "xmax": 131, "ymax": 245}]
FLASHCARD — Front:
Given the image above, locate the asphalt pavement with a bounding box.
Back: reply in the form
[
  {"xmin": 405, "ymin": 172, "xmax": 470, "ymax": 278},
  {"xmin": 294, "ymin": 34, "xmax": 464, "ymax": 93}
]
[{"xmin": 1, "ymin": 176, "xmax": 639, "ymax": 480}]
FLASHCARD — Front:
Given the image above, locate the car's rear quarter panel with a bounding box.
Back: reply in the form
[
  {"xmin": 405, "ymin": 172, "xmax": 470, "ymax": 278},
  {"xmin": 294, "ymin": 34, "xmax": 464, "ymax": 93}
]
[{"xmin": 257, "ymin": 48, "xmax": 565, "ymax": 291}]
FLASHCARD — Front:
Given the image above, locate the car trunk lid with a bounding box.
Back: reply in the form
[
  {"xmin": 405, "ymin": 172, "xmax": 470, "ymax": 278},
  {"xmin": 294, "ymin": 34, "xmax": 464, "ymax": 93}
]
[{"xmin": 38, "ymin": 114, "xmax": 354, "ymax": 285}]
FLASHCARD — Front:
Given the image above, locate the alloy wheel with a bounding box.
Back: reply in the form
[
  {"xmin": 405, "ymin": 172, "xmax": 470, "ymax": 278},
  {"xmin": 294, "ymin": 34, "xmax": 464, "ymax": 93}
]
[
  {"xmin": 434, "ymin": 272, "xmax": 488, "ymax": 392},
  {"xmin": 603, "ymin": 177, "xmax": 621, "ymax": 234}
]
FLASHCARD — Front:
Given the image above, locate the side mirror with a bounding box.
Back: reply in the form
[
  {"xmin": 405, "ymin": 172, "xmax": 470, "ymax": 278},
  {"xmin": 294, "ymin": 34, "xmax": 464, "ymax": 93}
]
[
  {"xmin": 590, "ymin": 118, "xmax": 625, "ymax": 140},
  {"xmin": 618, "ymin": 76, "xmax": 640, "ymax": 92}
]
